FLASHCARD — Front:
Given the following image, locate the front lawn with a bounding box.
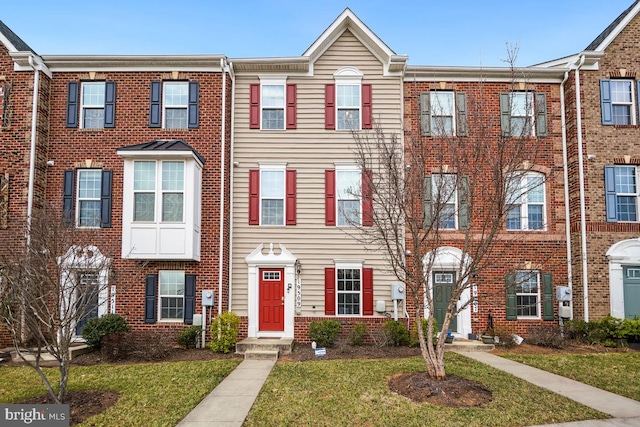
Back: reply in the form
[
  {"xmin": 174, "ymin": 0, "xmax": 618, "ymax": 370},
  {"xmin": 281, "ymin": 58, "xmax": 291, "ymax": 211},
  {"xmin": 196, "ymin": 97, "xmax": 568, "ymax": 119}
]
[
  {"xmin": 499, "ymin": 351, "xmax": 640, "ymax": 401},
  {"xmin": 245, "ymin": 353, "xmax": 606, "ymax": 427},
  {"xmin": 0, "ymin": 359, "xmax": 240, "ymax": 426}
]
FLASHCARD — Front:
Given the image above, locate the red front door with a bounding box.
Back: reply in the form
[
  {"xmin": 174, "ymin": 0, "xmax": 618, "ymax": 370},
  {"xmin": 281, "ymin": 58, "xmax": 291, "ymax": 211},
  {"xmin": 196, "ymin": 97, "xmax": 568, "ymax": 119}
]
[{"xmin": 259, "ymin": 268, "xmax": 285, "ymax": 331}]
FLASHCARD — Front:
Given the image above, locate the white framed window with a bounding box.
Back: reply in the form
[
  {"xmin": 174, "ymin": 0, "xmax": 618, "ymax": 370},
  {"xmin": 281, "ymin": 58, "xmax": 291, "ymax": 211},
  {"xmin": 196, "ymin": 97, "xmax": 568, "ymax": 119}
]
[
  {"xmin": 506, "ymin": 172, "xmax": 546, "ymax": 230},
  {"xmin": 164, "ymin": 82, "xmax": 189, "ymax": 129},
  {"xmin": 430, "ymin": 91, "xmax": 455, "ymax": 136},
  {"xmin": 260, "ymin": 165, "xmax": 285, "ymax": 225},
  {"xmin": 509, "ymin": 92, "xmax": 534, "ymax": 137},
  {"xmin": 81, "ymin": 82, "xmax": 105, "ymax": 128},
  {"xmin": 159, "ymin": 270, "xmax": 184, "ymax": 321},
  {"xmin": 336, "ymin": 167, "xmax": 361, "ymax": 226},
  {"xmin": 336, "ymin": 263, "xmax": 362, "ymax": 315},
  {"xmin": 432, "ymin": 174, "xmax": 457, "ymax": 230},
  {"xmin": 337, "ymin": 84, "xmax": 361, "ymax": 130},
  {"xmin": 77, "ymin": 169, "xmax": 102, "ymax": 227},
  {"xmin": 612, "ymin": 166, "xmax": 639, "ymax": 221},
  {"xmin": 133, "ymin": 160, "xmax": 184, "ymax": 223},
  {"xmin": 610, "ymin": 80, "xmax": 635, "ymax": 125},
  {"xmin": 515, "ymin": 270, "xmax": 540, "ymax": 318},
  {"xmin": 261, "ymin": 82, "xmax": 285, "ymax": 130}
]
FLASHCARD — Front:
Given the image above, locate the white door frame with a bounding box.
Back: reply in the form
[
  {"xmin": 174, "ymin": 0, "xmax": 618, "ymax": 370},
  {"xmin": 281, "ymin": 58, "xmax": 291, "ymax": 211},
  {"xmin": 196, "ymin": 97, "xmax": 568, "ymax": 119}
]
[
  {"xmin": 245, "ymin": 243, "xmax": 296, "ymax": 338},
  {"xmin": 422, "ymin": 246, "xmax": 472, "ymax": 338},
  {"xmin": 606, "ymin": 238, "xmax": 640, "ymax": 319}
]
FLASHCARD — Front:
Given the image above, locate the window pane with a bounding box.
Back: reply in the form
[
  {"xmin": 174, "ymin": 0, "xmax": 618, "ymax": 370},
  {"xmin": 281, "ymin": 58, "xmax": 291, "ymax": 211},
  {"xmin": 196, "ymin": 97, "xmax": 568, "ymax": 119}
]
[
  {"xmin": 337, "ymin": 268, "xmax": 361, "ymax": 315},
  {"xmin": 431, "ymin": 116, "xmax": 453, "ymax": 136},
  {"xmin": 506, "ymin": 206, "xmax": 521, "ymax": 230},
  {"xmin": 431, "ymin": 92, "xmax": 454, "ymax": 116},
  {"xmin": 82, "ymin": 83, "xmax": 105, "ymax": 106},
  {"xmin": 79, "ymin": 201, "xmax": 100, "ymax": 227},
  {"xmin": 134, "ymin": 162, "xmax": 156, "ymax": 191},
  {"xmin": 165, "ymin": 108, "xmax": 188, "ymax": 129},
  {"xmin": 78, "ymin": 170, "xmax": 101, "ymax": 198},
  {"xmin": 262, "ymin": 85, "xmax": 284, "ymax": 107},
  {"xmin": 134, "ymin": 193, "xmax": 155, "ymax": 221},
  {"xmin": 162, "ymin": 193, "xmax": 184, "ymax": 222},
  {"xmin": 612, "ymin": 105, "xmax": 632, "ymax": 125},
  {"xmin": 160, "ymin": 271, "xmax": 185, "ymax": 295},
  {"xmin": 337, "ymin": 85, "xmax": 360, "ymax": 107},
  {"xmin": 337, "ymin": 109, "xmax": 359, "ymax": 130},
  {"xmin": 164, "ymin": 83, "xmax": 188, "ymax": 106},
  {"xmin": 261, "ymin": 199, "xmax": 284, "ymax": 225},
  {"xmin": 615, "ymin": 167, "xmax": 636, "ymax": 193},
  {"xmin": 338, "ymin": 200, "xmax": 360, "ymax": 226},
  {"xmin": 526, "ymin": 176, "xmax": 544, "ymax": 203},
  {"xmin": 83, "ymin": 109, "xmax": 104, "ymax": 128},
  {"xmin": 438, "ymin": 203, "xmax": 455, "ymax": 229},
  {"xmin": 511, "ymin": 93, "xmax": 532, "ymax": 116},
  {"xmin": 161, "ymin": 297, "xmax": 184, "ymax": 319},
  {"xmin": 528, "ymin": 205, "xmax": 544, "ymax": 230},
  {"xmin": 617, "ymin": 196, "xmax": 638, "ymax": 221},
  {"xmin": 611, "ymin": 81, "xmax": 632, "ymax": 103},
  {"xmin": 261, "ymin": 170, "xmax": 284, "ymax": 197},
  {"xmin": 262, "ymin": 109, "xmax": 284, "ymax": 129},
  {"xmin": 337, "ymin": 171, "xmax": 360, "ymax": 198},
  {"xmin": 162, "ymin": 162, "xmax": 184, "ymax": 191}
]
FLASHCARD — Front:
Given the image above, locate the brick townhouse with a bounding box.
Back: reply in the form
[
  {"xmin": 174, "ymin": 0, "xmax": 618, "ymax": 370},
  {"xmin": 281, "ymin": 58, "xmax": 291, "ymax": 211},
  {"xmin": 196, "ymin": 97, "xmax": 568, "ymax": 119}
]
[{"xmin": 1, "ymin": 2, "xmax": 639, "ymax": 348}]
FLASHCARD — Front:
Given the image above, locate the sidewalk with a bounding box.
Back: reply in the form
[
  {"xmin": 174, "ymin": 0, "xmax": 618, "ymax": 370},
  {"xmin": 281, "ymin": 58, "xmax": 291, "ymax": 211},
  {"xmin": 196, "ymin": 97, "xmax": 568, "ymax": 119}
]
[
  {"xmin": 458, "ymin": 351, "xmax": 640, "ymax": 427},
  {"xmin": 176, "ymin": 350, "xmax": 640, "ymax": 427}
]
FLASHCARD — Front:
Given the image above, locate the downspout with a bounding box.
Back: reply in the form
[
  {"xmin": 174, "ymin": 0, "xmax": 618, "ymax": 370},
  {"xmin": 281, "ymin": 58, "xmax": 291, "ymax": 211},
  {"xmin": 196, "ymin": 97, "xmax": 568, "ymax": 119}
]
[
  {"xmin": 217, "ymin": 58, "xmax": 227, "ymax": 317},
  {"xmin": 26, "ymin": 55, "xmax": 40, "ymax": 247},
  {"xmin": 573, "ymin": 54, "xmax": 589, "ymax": 321},
  {"xmin": 560, "ymin": 69, "xmax": 573, "ymax": 318},
  {"xmin": 227, "ymin": 61, "xmax": 236, "ymax": 313}
]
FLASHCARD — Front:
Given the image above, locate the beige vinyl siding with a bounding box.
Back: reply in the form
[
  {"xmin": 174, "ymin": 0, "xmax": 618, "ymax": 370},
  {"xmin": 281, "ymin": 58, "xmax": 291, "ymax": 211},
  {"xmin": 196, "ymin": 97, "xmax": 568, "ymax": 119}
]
[{"xmin": 232, "ymin": 30, "xmax": 403, "ymax": 316}]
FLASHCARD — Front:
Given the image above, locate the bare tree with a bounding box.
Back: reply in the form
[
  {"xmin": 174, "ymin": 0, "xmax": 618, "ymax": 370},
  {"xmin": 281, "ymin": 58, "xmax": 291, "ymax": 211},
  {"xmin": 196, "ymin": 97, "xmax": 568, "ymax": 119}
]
[
  {"xmin": 351, "ymin": 55, "xmax": 556, "ymax": 380},
  {"xmin": 0, "ymin": 211, "xmax": 115, "ymax": 403}
]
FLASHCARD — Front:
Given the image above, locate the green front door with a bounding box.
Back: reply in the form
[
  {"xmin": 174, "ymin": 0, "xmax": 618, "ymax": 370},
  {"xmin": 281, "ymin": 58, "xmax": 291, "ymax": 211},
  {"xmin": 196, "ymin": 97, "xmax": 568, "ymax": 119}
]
[
  {"xmin": 623, "ymin": 266, "xmax": 640, "ymax": 319},
  {"xmin": 433, "ymin": 271, "xmax": 456, "ymax": 332}
]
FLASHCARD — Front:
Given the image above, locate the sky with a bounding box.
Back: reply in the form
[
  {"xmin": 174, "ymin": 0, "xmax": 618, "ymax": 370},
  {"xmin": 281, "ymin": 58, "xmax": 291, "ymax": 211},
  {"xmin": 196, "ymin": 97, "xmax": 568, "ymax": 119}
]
[{"xmin": 1, "ymin": 1, "xmax": 636, "ymax": 67}]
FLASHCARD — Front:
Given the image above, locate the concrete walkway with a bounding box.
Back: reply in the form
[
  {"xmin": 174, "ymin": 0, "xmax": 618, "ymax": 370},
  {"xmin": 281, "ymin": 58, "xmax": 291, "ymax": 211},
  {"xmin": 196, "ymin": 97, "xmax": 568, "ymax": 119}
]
[
  {"xmin": 176, "ymin": 350, "xmax": 640, "ymax": 427},
  {"xmin": 458, "ymin": 351, "xmax": 640, "ymax": 427},
  {"xmin": 176, "ymin": 358, "xmax": 275, "ymax": 427}
]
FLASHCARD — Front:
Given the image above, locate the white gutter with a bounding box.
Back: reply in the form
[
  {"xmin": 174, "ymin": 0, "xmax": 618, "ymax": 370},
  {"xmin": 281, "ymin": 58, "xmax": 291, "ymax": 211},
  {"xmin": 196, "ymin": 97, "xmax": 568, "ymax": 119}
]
[
  {"xmin": 26, "ymin": 55, "xmax": 40, "ymax": 247},
  {"xmin": 573, "ymin": 54, "xmax": 589, "ymax": 321},
  {"xmin": 560, "ymin": 69, "xmax": 573, "ymax": 319},
  {"xmin": 227, "ymin": 61, "xmax": 236, "ymax": 312},
  {"xmin": 217, "ymin": 58, "xmax": 227, "ymax": 316}
]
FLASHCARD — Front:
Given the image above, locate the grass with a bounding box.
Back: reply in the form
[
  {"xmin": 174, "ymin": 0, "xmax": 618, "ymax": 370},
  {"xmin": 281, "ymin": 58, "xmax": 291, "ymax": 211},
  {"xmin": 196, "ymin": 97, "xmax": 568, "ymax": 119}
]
[
  {"xmin": 245, "ymin": 353, "xmax": 606, "ymax": 427},
  {"xmin": 0, "ymin": 359, "xmax": 240, "ymax": 427},
  {"xmin": 500, "ymin": 351, "xmax": 640, "ymax": 401}
]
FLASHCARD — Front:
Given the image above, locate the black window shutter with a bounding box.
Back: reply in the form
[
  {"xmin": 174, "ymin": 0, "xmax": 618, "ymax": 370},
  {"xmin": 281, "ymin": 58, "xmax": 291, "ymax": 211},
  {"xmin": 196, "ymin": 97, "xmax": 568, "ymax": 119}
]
[
  {"xmin": 420, "ymin": 92, "xmax": 431, "ymax": 136},
  {"xmin": 506, "ymin": 273, "xmax": 517, "ymax": 320},
  {"xmin": 188, "ymin": 81, "xmax": 199, "ymax": 129},
  {"xmin": 542, "ymin": 273, "xmax": 554, "ymax": 320},
  {"xmin": 422, "ymin": 176, "xmax": 432, "ymax": 228},
  {"xmin": 184, "ymin": 274, "xmax": 196, "ymax": 324},
  {"xmin": 600, "ymin": 80, "xmax": 613, "ymax": 125},
  {"xmin": 605, "ymin": 166, "xmax": 618, "ymax": 222},
  {"xmin": 145, "ymin": 275, "xmax": 158, "ymax": 323},
  {"xmin": 104, "ymin": 81, "xmax": 116, "ymax": 128},
  {"xmin": 63, "ymin": 169, "xmax": 75, "ymax": 225},
  {"xmin": 456, "ymin": 92, "xmax": 468, "ymax": 136},
  {"xmin": 499, "ymin": 93, "xmax": 511, "ymax": 136},
  {"xmin": 535, "ymin": 93, "xmax": 547, "ymax": 137},
  {"xmin": 149, "ymin": 81, "xmax": 162, "ymax": 128},
  {"xmin": 66, "ymin": 82, "xmax": 79, "ymax": 128},
  {"xmin": 458, "ymin": 175, "xmax": 469, "ymax": 229},
  {"xmin": 100, "ymin": 170, "xmax": 112, "ymax": 228}
]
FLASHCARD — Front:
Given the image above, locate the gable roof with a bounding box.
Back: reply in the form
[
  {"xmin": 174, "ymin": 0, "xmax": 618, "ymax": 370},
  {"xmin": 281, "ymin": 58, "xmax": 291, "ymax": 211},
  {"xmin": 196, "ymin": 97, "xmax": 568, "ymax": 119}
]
[
  {"xmin": 585, "ymin": 0, "xmax": 640, "ymax": 51},
  {"xmin": 116, "ymin": 139, "xmax": 205, "ymax": 165},
  {"xmin": 0, "ymin": 20, "xmax": 35, "ymax": 53}
]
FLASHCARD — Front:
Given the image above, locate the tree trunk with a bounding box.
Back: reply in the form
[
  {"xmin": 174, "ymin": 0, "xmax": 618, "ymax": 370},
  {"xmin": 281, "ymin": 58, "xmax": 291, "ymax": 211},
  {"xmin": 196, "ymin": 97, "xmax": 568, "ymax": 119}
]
[{"xmin": 416, "ymin": 312, "xmax": 447, "ymax": 380}]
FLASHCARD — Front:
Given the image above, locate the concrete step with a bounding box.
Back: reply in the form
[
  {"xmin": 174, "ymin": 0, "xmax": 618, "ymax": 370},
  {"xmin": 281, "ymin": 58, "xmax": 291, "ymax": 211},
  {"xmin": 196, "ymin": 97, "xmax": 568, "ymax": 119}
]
[
  {"xmin": 446, "ymin": 340, "xmax": 495, "ymax": 352},
  {"xmin": 235, "ymin": 338, "xmax": 294, "ymax": 356},
  {"xmin": 243, "ymin": 349, "xmax": 279, "ymax": 361}
]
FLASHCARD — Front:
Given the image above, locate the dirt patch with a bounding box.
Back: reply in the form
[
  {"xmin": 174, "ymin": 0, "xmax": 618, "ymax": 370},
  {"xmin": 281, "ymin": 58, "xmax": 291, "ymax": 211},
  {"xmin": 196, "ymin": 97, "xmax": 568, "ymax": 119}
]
[
  {"xmin": 20, "ymin": 390, "xmax": 119, "ymax": 426},
  {"xmin": 388, "ymin": 372, "xmax": 492, "ymax": 406}
]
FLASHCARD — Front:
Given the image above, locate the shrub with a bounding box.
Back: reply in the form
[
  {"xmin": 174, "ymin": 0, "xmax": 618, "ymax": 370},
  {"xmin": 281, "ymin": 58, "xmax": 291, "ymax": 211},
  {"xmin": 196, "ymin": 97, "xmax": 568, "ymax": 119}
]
[
  {"xmin": 208, "ymin": 312, "xmax": 240, "ymax": 353},
  {"xmin": 349, "ymin": 323, "xmax": 368, "ymax": 346},
  {"xmin": 526, "ymin": 324, "xmax": 568, "ymax": 348},
  {"xmin": 177, "ymin": 325, "xmax": 202, "ymax": 349},
  {"xmin": 100, "ymin": 331, "xmax": 132, "ymax": 361},
  {"xmin": 493, "ymin": 325, "xmax": 519, "ymax": 349},
  {"xmin": 382, "ymin": 320, "xmax": 409, "ymax": 346},
  {"xmin": 82, "ymin": 314, "xmax": 130, "ymax": 350},
  {"xmin": 99, "ymin": 330, "xmax": 173, "ymax": 361},
  {"xmin": 308, "ymin": 320, "xmax": 341, "ymax": 347}
]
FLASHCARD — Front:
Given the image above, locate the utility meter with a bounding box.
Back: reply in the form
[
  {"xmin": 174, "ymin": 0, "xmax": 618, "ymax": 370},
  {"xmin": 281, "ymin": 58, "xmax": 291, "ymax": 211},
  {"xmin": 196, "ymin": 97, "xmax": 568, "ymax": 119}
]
[
  {"xmin": 202, "ymin": 290, "xmax": 215, "ymax": 306},
  {"xmin": 391, "ymin": 283, "xmax": 406, "ymax": 300}
]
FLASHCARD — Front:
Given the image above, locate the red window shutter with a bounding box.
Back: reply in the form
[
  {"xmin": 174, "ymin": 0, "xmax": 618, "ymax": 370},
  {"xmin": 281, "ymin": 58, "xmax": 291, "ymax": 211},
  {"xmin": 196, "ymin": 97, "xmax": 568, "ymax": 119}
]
[
  {"xmin": 286, "ymin": 169, "xmax": 297, "ymax": 225},
  {"xmin": 362, "ymin": 84, "xmax": 372, "ymax": 129},
  {"xmin": 249, "ymin": 83, "xmax": 260, "ymax": 129},
  {"xmin": 363, "ymin": 268, "xmax": 374, "ymax": 315},
  {"xmin": 286, "ymin": 84, "xmax": 297, "ymax": 129},
  {"xmin": 248, "ymin": 169, "xmax": 260, "ymax": 225},
  {"xmin": 325, "ymin": 267, "xmax": 336, "ymax": 315},
  {"xmin": 362, "ymin": 169, "xmax": 373, "ymax": 226},
  {"xmin": 325, "ymin": 170, "xmax": 336, "ymax": 226},
  {"xmin": 325, "ymin": 84, "xmax": 335, "ymax": 130}
]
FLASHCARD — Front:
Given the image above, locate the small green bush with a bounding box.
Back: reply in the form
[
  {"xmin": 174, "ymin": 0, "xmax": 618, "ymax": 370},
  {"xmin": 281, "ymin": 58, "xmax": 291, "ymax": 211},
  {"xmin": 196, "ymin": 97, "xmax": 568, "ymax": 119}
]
[
  {"xmin": 208, "ymin": 312, "xmax": 240, "ymax": 353},
  {"xmin": 565, "ymin": 316, "xmax": 640, "ymax": 347},
  {"xmin": 177, "ymin": 325, "xmax": 202, "ymax": 349},
  {"xmin": 82, "ymin": 314, "xmax": 130, "ymax": 350},
  {"xmin": 382, "ymin": 320, "xmax": 409, "ymax": 346},
  {"xmin": 349, "ymin": 323, "xmax": 368, "ymax": 346},
  {"xmin": 308, "ymin": 320, "xmax": 341, "ymax": 347}
]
